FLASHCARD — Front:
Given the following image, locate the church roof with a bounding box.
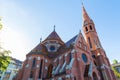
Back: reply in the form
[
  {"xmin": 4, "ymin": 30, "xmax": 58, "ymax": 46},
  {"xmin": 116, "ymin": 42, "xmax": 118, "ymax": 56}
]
[
  {"xmin": 43, "ymin": 30, "xmax": 64, "ymax": 44},
  {"xmin": 46, "ymin": 31, "xmax": 61, "ymax": 40},
  {"xmin": 65, "ymin": 35, "xmax": 78, "ymax": 47},
  {"xmin": 27, "ymin": 30, "xmax": 64, "ymax": 56},
  {"xmin": 27, "ymin": 43, "xmax": 46, "ymax": 55},
  {"xmin": 32, "ymin": 43, "xmax": 43, "ymax": 52}
]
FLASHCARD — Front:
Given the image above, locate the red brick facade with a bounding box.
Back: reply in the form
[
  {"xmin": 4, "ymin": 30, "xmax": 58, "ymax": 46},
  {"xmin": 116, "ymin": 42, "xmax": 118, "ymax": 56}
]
[{"xmin": 15, "ymin": 5, "xmax": 116, "ymax": 80}]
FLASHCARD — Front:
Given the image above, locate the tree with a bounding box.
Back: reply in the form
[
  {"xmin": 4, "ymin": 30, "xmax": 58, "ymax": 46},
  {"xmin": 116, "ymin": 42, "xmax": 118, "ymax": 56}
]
[
  {"xmin": 0, "ymin": 18, "xmax": 11, "ymax": 72},
  {"xmin": 112, "ymin": 59, "xmax": 120, "ymax": 79},
  {"xmin": 0, "ymin": 48, "xmax": 11, "ymax": 71},
  {"xmin": 112, "ymin": 66, "xmax": 120, "ymax": 78},
  {"xmin": 113, "ymin": 59, "xmax": 118, "ymax": 64}
]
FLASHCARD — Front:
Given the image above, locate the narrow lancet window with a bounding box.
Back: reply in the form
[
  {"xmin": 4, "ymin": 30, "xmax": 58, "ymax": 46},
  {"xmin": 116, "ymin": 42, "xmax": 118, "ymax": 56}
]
[
  {"xmin": 90, "ymin": 25, "xmax": 92, "ymax": 30},
  {"xmin": 88, "ymin": 37, "xmax": 92, "ymax": 48},
  {"xmin": 47, "ymin": 64, "xmax": 53, "ymax": 78},
  {"xmin": 85, "ymin": 27, "xmax": 88, "ymax": 32},
  {"xmin": 38, "ymin": 59, "xmax": 43, "ymax": 78},
  {"xmin": 32, "ymin": 58, "xmax": 36, "ymax": 67}
]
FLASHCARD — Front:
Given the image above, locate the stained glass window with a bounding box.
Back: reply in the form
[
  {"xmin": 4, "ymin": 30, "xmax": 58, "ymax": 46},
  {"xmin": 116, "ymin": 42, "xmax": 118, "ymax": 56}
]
[
  {"xmin": 82, "ymin": 54, "xmax": 87, "ymax": 63},
  {"xmin": 50, "ymin": 46, "xmax": 55, "ymax": 51}
]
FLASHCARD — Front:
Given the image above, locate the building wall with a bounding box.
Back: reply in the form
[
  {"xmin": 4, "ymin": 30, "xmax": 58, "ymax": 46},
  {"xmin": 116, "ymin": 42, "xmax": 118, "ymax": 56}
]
[{"xmin": 0, "ymin": 58, "xmax": 22, "ymax": 80}]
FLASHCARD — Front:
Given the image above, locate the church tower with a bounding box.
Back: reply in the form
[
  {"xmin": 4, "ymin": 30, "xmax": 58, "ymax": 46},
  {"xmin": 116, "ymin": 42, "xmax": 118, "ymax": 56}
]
[
  {"xmin": 82, "ymin": 5, "xmax": 108, "ymax": 62},
  {"xmin": 82, "ymin": 5, "xmax": 116, "ymax": 80},
  {"xmin": 15, "ymin": 3, "xmax": 116, "ymax": 80},
  {"xmin": 82, "ymin": 5, "xmax": 103, "ymax": 55}
]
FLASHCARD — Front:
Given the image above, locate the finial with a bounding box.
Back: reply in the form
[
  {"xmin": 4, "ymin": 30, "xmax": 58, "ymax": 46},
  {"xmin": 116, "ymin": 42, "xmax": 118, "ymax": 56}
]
[
  {"xmin": 40, "ymin": 37, "xmax": 42, "ymax": 43},
  {"xmin": 79, "ymin": 29, "xmax": 82, "ymax": 34},
  {"xmin": 81, "ymin": 0, "xmax": 83, "ymax": 6},
  {"xmin": 54, "ymin": 25, "xmax": 56, "ymax": 31}
]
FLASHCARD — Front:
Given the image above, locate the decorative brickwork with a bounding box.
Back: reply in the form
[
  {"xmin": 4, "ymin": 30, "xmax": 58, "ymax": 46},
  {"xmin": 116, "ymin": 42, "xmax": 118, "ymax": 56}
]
[{"xmin": 15, "ymin": 5, "xmax": 116, "ymax": 80}]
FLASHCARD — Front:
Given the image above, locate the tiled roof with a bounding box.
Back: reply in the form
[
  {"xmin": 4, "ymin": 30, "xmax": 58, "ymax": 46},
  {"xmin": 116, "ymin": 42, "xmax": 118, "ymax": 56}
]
[
  {"xmin": 27, "ymin": 43, "xmax": 47, "ymax": 55},
  {"xmin": 65, "ymin": 35, "xmax": 78, "ymax": 47},
  {"xmin": 45, "ymin": 31, "xmax": 63, "ymax": 42},
  {"xmin": 32, "ymin": 43, "xmax": 43, "ymax": 52},
  {"xmin": 27, "ymin": 31, "xmax": 65, "ymax": 55},
  {"xmin": 27, "ymin": 31, "xmax": 78, "ymax": 56}
]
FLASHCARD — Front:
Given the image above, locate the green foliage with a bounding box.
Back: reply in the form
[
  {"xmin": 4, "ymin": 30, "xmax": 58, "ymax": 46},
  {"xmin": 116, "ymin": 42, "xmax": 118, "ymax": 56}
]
[
  {"xmin": 0, "ymin": 48, "xmax": 11, "ymax": 72},
  {"xmin": 113, "ymin": 59, "xmax": 118, "ymax": 64},
  {"xmin": 0, "ymin": 17, "xmax": 11, "ymax": 72},
  {"xmin": 112, "ymin": 66, "xmax": 120, "ymax": 78}
]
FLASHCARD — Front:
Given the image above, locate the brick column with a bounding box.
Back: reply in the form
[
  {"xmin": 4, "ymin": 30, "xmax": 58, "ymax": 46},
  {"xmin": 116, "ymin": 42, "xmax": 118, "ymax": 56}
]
[
  {"xmin": 34, "ymin": 58, "xmax": 41, "ymax": 80},
  {"xmin": 22, "ymin": 58, "xmax": 33, "ymax": 80}
]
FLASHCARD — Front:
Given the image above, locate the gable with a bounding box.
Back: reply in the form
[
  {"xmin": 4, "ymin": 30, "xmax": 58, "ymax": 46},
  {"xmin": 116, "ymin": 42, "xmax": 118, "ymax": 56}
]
[{"xmin": 74, "ymin": 32, "xmax": 90, "ymax": 51}]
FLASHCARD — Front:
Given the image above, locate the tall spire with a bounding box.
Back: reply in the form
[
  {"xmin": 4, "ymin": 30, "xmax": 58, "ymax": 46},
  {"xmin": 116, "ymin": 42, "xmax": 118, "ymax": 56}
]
[{"xmin": 82, "ymin": 4, "xmax": 91, "ymax": 22}]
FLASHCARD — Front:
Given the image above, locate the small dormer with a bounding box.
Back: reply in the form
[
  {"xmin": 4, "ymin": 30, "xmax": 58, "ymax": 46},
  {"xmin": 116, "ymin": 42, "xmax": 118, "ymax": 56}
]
[{"xmin": 44, "ymin": 41, "xmax": 61, "ymax": 52}]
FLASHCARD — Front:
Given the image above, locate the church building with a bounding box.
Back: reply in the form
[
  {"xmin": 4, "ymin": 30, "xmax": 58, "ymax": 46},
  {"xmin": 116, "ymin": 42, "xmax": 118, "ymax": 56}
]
[{"xmin": 15, "ymin": 5, "xmax": 116, "ymax": 80}]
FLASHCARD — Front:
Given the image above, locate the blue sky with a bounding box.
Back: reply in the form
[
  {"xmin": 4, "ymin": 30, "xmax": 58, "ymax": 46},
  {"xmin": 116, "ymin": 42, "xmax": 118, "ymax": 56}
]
[{"xmin": 0, "ymin": 0, "xmax": 120, "ymax": 63}]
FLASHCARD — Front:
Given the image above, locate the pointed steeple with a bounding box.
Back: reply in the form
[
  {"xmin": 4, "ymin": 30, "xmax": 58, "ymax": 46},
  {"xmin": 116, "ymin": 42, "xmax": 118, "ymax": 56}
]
[
  {"xmin": 82, "ymin": 5, "xmax": 103, "ymax": 52},
  {"xmin": 82, "ymin": 5, "xmax": 91, "ymax": 24}
]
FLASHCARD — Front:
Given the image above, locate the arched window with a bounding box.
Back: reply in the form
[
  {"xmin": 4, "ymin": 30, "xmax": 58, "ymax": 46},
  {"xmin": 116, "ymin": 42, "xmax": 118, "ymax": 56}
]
[
  {"xmin": 90, "ymin": 25, "xmax": 92, "ymax": 30},
  {"xmin": 38, "ymin": 59, "xmax": 43, "ymax": 78},
  {"xmin": 82, "ymin": 54, "xmax": 87, "ymax": 63},
  {"xmin": 32, "ymin": 58, "xmax": 36, "ymax": 67},
  {"xmin": 93, "ymin": 72, "xmax": 98, "ymax": 80},
  {"xmin": 47, "ymin": 64, "xmax": 53, "ymax": 78},
  {"xmin": 85, "ymin": 27, "xmax": 88, "ymax": 32},
  {"xmin": 88, "ymin": 37, "xmax": 92, "ymax": 48}
]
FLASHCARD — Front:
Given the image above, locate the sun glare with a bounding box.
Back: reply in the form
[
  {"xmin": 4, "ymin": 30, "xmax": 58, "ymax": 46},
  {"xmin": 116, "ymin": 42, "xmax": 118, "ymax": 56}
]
[{"xmin": 0, "ymin": 26, "xmax": 28, "ymax": 61}]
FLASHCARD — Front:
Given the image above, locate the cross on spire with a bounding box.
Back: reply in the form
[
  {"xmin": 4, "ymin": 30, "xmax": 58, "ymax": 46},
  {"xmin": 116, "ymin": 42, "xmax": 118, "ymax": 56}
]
[
  {"xmin": 40, "ymin": 37, "xmax": 42, "ymax": 43},
  {"xmin": 54, "ymin": 25, "xmax": 56, "ymax": 31}
]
